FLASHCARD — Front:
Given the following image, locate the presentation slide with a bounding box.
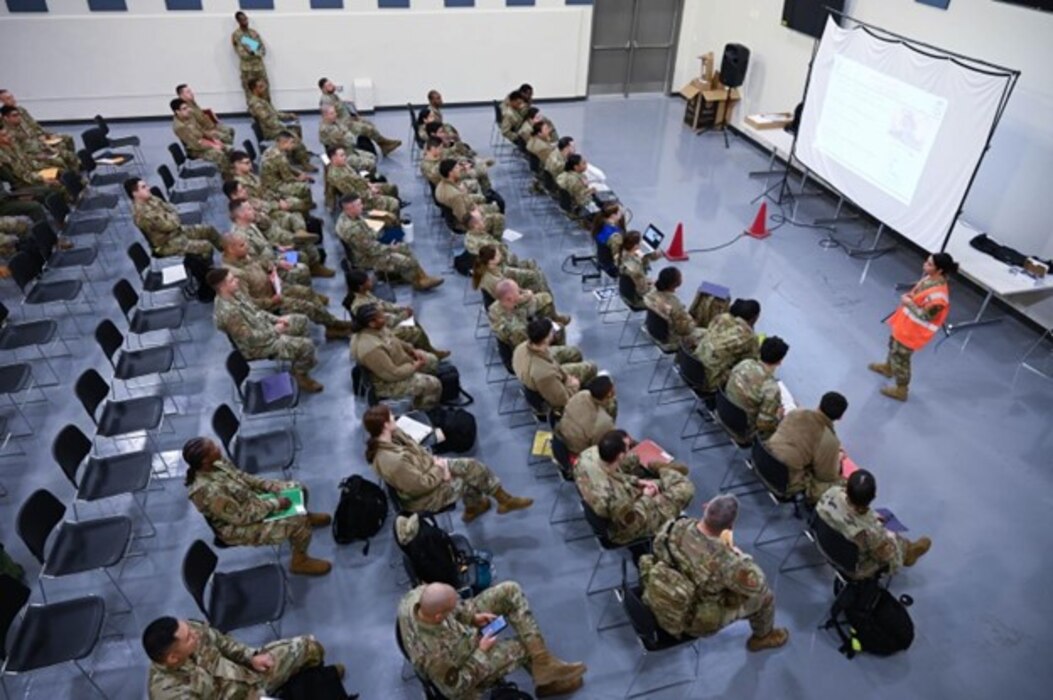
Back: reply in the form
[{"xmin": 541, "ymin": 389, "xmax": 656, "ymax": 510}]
[{"xmin": 794, "ymin": 19, "xmax": 1011, "ymax": 252}]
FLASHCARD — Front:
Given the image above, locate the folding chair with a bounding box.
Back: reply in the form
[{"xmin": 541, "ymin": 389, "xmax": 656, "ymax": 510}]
[
  {"xmin": 182, "ymin": 539, "xmax": 286, "ymax": 637},
  {"xmin": 211, "ymin": 402, "xmax": 296, "ymax": 476}
]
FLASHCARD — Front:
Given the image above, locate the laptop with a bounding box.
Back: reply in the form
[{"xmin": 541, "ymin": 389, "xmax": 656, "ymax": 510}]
[{"xmin": 640, "ymin": 224, "xmax": 666, "ymax": 255}]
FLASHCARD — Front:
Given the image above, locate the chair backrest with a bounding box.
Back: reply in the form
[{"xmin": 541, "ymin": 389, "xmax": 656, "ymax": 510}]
[
  {"xmin": 242, "ymin": 139, "xmax": 258, "ymax": 163},
  {"xmin": 492, "ymin": 100, "xmax": 502, "ymax": 125},
  {"xmin": 127, "ymin": 242, "xmax": 152, "ymax": 278},
  {"xmin": 157, "ymin": 164, "xmax": 177, "ymax": 193},
  {"xmin": 74, "ymin": 368, "xmax": 110, "ymax": 424},
  {"xmin": 527, "ymin": 153, "xmax": 541, "ymax": 173},
  {"xmin": 168, "ymin": 142, "xmax": 187, "ymax": 167},
  {"xmin": 251, "ymin": 120, "xmax": 266, "ymax": 145},
  {"xmin": 550, "ymin": 432, "xmax": 575, "ymax": 480},
  {"xmin": 17, "ymin": 489, "xmax": 66, "ymax": 565},
  {"xmin": 675, "ymin": 342, "xmax": 709, "ymax": 392},
  {"xmin": 93, "ymin": 114, "xmax": 109, "ymax": 135},
  {"xmin": 496, "ymin": 338, "xmax": 515, "ymax": 375},
  {"xmin": 211, "ymin": 403, "xmax": 240, "ymax": 457},
  {"xmin": 30, "ymin": 221, "xmax": 58, "ymax": 259},
  {"xmin": 406, "ymin": 103, "xmax": 417, "ymax": 128},
  {"xmin": 60, "ymin": 169, "xmax": 85, "ymax": 201},
  {"xmin": 7, "ymin": 250, "xmax": 44, "ymax": 292},
  {"xmin": 580, "ymin": 498, "xmax": 615, "ymax": 546},
  {"xmin": 150, "ymin": 185, "xmax": 168, "ymax": 202},
  {"xmin": 182, "ymin": 540, "xmax": 218, "ymax": 619},
  {"xmin": 81, "ymin": 126, "xmax": 109, "ymax": 154},
  {"xmin": 112, "ymin": 278, "xmax": 141, "ymax": 319},
  {"xmin": 53, "ymin": 424, "xmax": 93, "ymax": 488},
  {"xmin": 521, "ymin": 385, "xmax": 548, "ymax": 417},
  {"xmin": 481, "ymin": 289, "xmax": 495, "ymax": 309},
  {"xmin": 557, "ymin": 187, "xmax": 575, "ymax": 214},
  {"xmin": 94, "ymin": 319, "xmax": 125, "ymax": 366},
  {"xmin": 751, "ymin": 439, "xmax": 791, "ymax": 495},
  {"xmin": 812, "ymin": 511, "xmax": 860, "ymax": 577},
  {"xmin": 644, "ymin": 308, "xmax": 671, "ymax": 345},
  {"xmin": 0, "ymin": 574, "xmax": 31, "ymax": 661},
  {"xmin": 225, "ymin": 350, "xmax": 251, "ymax": 396},
  {"xmin": 77, "ymin": 148, "xmax": 97, "ymax": 173},
  {"xmin": 596, "ymin": 242, "xmax": 617, "ymax": 278},
  {"xmin": 715, "ymin": 389, "xmax": 751, "ymax": 441},
  {"xmin": 621, "ymin": 560, "xmax": 661, "ymax": 647},
  {"xmin": 45, "ymin": 192, "xmax": 69, "ymax": 226},
  {"xmin": 0, "ymin": 300, "xmax": 8, "ymax": 326}
]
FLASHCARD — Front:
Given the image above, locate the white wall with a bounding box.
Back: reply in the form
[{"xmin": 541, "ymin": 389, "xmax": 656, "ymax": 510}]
[
  {"xmin": 673, "ymin": 0, "xmax": 1053, "ymax": 326},
  {"xmin": 0, "ymin": 0, "xmax": 592, "ymax": 119}
]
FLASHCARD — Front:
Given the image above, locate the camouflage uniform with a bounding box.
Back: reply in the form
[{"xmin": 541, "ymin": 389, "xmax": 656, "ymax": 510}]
[
  {"xmin": 724, "ymin": 359, "xmax": 782, "ymax": 440},
  {"xmin": 687, "ymin": 291, "xmax": 730, "ymax": 329},
  {"xmin": 7, "ymin": 119, "xmax": 78, "ymax": 173},
  {"xmin": 232, "ymin": 27, "xmax": 269, "ymax": 102},
  {"xmin": 464, "ymin": 229, "xmax": 537, "ymax": 273},
  {"xmin": 475, "ymin": 262, "xmax": 547, "ymax": 299},
  {"xmin": 318, "ymin": 121, "xmax": 377, "ymax": 173},
  {"xmin": 884, "ymin": 277, "xmax": 947, "ymax": 388},
  {"xmin": 435, "ymin": 180, "xmax": 504, "ymax": 236},
  {"xmin": 348, "ymin": 291, "xmax": 435, "ymax": 350},
  {"xmin": 241, "ymin": 195, "xmax": 320, "ymax": 266},
  {"xmin": 187, "ymin": 459, "xmax": 310, "ymax": 550},
  {"xmin": 319, "ymin": 91, "xmax": 384, "ymax": 142},
  {"xmin": 214, "ymin": 291, "xmax": 317, "ymax": 374},
  {"xmin": 766, "ymin": 408, "xmax": 844, "ymax": 505},
  {"xmin": 335, "ymin": 212, "xmax": 424, "ymax": 282},
  {"xmin": 398, "ymin": 581, "xmax": 544, "ymax": 700},
  {"xmin": 619, "ymin": 253, "xmax": 654, "ymax": 297},
  {"xmin": 0, "ymin": 215, "xmax": 31, "ymax": 258},
  {"xmin": 693, "ymin": 313, "xmax": 759, "ymax": 392},
  {"xmin": 421, "ymin": 153, "xmax": 489, "ymax": 193},
  {"xmin": 544, "ymin": 149, "xmax": 566, "ymax": 180},
  {"xmin": 526, "ymin": 134, "xmax": 555, "ymax": 164},
  {"xmin": 259, "ymin": 144, "xmax": 313, "ymax": 203},
  {"xmin": 556, "ymin": 171, "xmax": 591, "ymax": 209},
  {"xmin": 511, "ymin": 342, "xmax": 596, "ymax": 412},
  {"xmin": 132, "ymin": 196, "xmax": 221, "ymax": 258},
  {"xmin": 486, "ymin": 295, "xmax": 560, "ymax": 348},
  {"xmin": 236, "ymin": 170, "xmax": 309, "ymax": 214},
  {"xmin": 555, "ymin": 390, "xmax": 618, "ymax": 455},
  {"xmin": 14, "ymin": 105, "xmax": 75, "ymax": 154},
  {"xmin": 499, "ymin": 101, "xmax": 524, "ymax": 141},
  {"xmin": 816, "ymin": 486, "xmax": 908, "ymax": 579},
  {"xmin": 325, "ymin": 162, "xmax": 399, "ymax": 213},
  {"xmin": 231, "ymin": 222, "xmax": 311, "ymax": 285},
  {"xmin": 639, "ymin": 518, "xmax": 775, "ymax": 639},
  {"xmin": 573, "ymin": 446, "xmax": 694, "ymax": 545},
  {"xmin": 644, "ymin": 289, "xmax": 704, "ymax": 348},
  {"xmin": 0, "ymin": 189, "xmax": 46, "ymax": 223},
  {"xmin": 224, "ymin": 255, "xmax": 335, "ymax": 325},
  {"xmin": 248, "ymin": 97, "xmax": 310, "ymax": 167},
  {"xmin": 147, "ymin": 620, "xmax": 323, "ymax": 700},
  {"xmin": 372, "ymin": 427, "xmax": 500, "ymax": 513},
  {"xmin": 350, "ymin": 326, "xmax": 441, "ymax": 409},
  {"xmin": 0, "ymin": 138, "xmax": 61, "ymax": 189},
  {"xmin": 186, "ymin": 99, "xmax": 235, "ymax": 145},
  {"xmin": 172, "ymin": 115, "xmax": 232, "ymax": 179}
]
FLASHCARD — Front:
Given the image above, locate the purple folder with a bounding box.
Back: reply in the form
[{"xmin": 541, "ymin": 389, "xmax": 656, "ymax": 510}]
[
  {"xmin": 875, "ymin": 507, "xmax": 908, "ymax": 533},
  {"xmin": 698, "ymin": 281, "xmax": 731, "ymax": 299},
  {"xmin": 260, "ymin": 372, "xmax": 294, "ymax": 404}
]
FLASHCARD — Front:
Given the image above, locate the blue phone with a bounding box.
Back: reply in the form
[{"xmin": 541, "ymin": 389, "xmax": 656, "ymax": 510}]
[
  {"xmin": 283, "ymin": 251, "xmax": 299, "ymax": 265},
  {"xmin": 481, "ymin": 616, "xmax": 507, "ymax": 637}
]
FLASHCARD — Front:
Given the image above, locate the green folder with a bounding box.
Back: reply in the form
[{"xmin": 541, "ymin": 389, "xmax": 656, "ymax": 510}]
[{"xmin": 259, "ymin": 488, "xmax": 306, "ymax": 521}]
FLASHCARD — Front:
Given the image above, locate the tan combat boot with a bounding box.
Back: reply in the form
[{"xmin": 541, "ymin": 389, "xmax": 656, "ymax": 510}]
[
  {"xmin": 747, "ymin": 627, "xmax": 789, "ymax": 652},
  {"xmin": 293, "ymin": 231, "xmax": 320, "ymax": 245},
  {"xmin": 378, "ymin": 137, "xmax": 403, "ymax": 156},
  {"xmin": 315, "ymin": 293, "xmax": 331, "ymax": 305},
  {"xmin": 325, "ymin": 323, "xmax": 353, "ymax": 341},
  {"xmin": 310, "ymin": 263, "xmax": 336, "ymax": 278},
  {"xmin": 494, "ymin": 487, "xmax": 534, "ymax": 514},
  {"xmin": 554, "ymin": 314, "xmax": 573, "ymax": 326},
  {"xmin": 880, "ymin": 385, "xmax": 909, "ymax": 402},
  {"xmin": 655, "ymin": 461, "xmax": 689, "ymax": 476},
  {"xmin": 433, "ymin": 349, "xmax": 452, "ymax": 360},
  {"xmin": 461, "ymin": 499, "xmax": 491, "ymax": 523},
  {"xmin": 290, "ymin": 551, "xmax": 332, "ymax": 576},
  {"xmin": 307, "ymin": 512, "xmax": 332, "ymax": 528},
  {"xmin": 903, "ymin": 536, "xmax": 932, "ymax": 567},
  {"xmin": 868, "ymin": 362, "xmax": 893, "ymax": 378},
  {"xmin": 524, "ymin": 639, "xmax": 587, "ymax": 688},
  {"xmin": 412, "ymin": 273, "xmax": 445, "ymax": 291},
  {"xmin": 536, "ymin": 676, "xmax": 585, "ymax": 698},
  {"xmin": 294, "ymin": 372, "xmax": 324, "ymax": 393}
]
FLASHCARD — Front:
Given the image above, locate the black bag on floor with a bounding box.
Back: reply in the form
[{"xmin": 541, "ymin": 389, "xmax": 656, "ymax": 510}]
[
  {"xmin": 332, "ymin": 475, "xmax": 387, "ymax": 554},
  {"xmin": 399, "ymin": 513, "xmax": 493, "ymax": 597},
  {"xmin": 489, "ymin": 680, "xmax": 533, "ymax": 699},
  {"xmin": 427, "ymin": 406, "xmax": 477, "ymax": 454},
  {"xmin": 828, "ymin": 579, "xmax": 914, "ymax": 657},
  {"xmin": 182, "ymin": 254, "xmax": 215, "ymax": 302},
  {"xmin": 276, "ymin": 664, "xmax": 355, "ymax": 700},
  {"xmin": 436, "ymin": 362, "xmax": 474, "ymax": 406},
  {"xmin": 453, "ymin": 250, "xmax": 475, "ymax": 277}
]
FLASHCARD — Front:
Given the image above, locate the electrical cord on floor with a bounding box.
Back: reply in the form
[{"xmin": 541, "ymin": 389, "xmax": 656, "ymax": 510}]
[
  {"xmin": 769, "ymin": 195, "xmax": 895, "ymax": 261},
  {"xmin": 682, "ymin": 233, "xmax": 750, "ymax": 254}
]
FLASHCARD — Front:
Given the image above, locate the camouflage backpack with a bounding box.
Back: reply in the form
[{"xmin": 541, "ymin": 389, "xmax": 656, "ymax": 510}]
[{"xmin": 640, "ymin": 519, "xmax": 697, "ymax": 638}]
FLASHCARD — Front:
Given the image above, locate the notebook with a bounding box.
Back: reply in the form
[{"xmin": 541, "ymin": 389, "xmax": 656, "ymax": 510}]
[
  {"xmin": 631, "ymin": 439, "xmax": 674, "ymax": 467},
  {"xmin": 697, "ymin": 281, "xmax": 731, "ymax": 300},
  {"xmin": 778, "ymin": 381, "xmax": 797, "ymax": 411},
  {"xmin": 396, "ymin": 415, "xmax": 433, "ymax": 444},
  {"xmin": 532, "ymin": 430, "xmax": 553, "ymax": 458},
  {"xmin": 640, "ymin": 224, "xmax": 666, "ymax": 255},
  {"xmin": 240, "ymin": 35, "xmax": 261, "ymax": 53},
  {"xmin": 875, "ymin": 507, "xmax": 908, "ymax": 533},
  {"xmin": 502, "ymin": 229, "xmax": 524, "ymax": 242},
  {"xmin": 260, "ymin": 372, "xmax": 294, "ymax": 404},
  {"xmin": 160, "ymin": 264, "xmax": 188, "ymax": 285},
  {"xmin": 260, "ymin": 487, "xmax": 305, "ymax": 521},
  {"xmin": 283, "ymin": 250, "xmax": 299, "ymax": 265},
  {"xmin": 397, "ymin": 317, "xmax": 416, "ymax": 328}
]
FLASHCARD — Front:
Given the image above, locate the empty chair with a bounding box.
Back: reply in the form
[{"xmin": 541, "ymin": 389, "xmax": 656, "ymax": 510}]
[
  {"xmin": 211, "ymin": 403, "xmax": 295, "ymax": 475},
  {"xmin": 93, "ymin": 114, "xmax": 144, "ymax": 161},
  {"xmin": 0, "ymin": 575, "xmax": 108, "ymax": 699},
  {"xmin": 182, "ymin": 539, "xmax": 286, "ymax": 636},
  {"xmin": 45, "ymin": 192, "xmax": 109, "ymax": 239},
  {"xmin": 226, "ymin": 349, "xmax": 300, "ymax": 418},
  {"xmin": 80, "ymin": 126, "xmax": 138, "ymax": 172},
  {"xmin": 60, "ymin": 170, "xmax": 120, "ymax": 215},
  {"xmin": 0, "ymin": 299, "xmax": 67, "ymax": 385},
  {"xmin": 168, "ymin": 142, "xmax": 218, "ymax": 180},
  {"xmin": 95, "ymin": 319, "xmax": 177, "ymax": 386},
  {"xmin": 31, "ymin": 220, "xmax": 97, "ymax": 271},
  {"xmin": 0, "ymin": 361, "xmax": 40, "ymax": 436},
  {"xmin": 112, "ymin": 278, "xmax": 187, "ymax": 337},
  {"xmin": 127, "ymin": 242, "xmax": 188, "ymax": 293},
  {"xmin": 16, "ymin": 489, "xmax": 134, "ymax": 612},
  {"xmin": 157, "ymin": 163, "xmax": 210, "ymax": 204},
  {"xmin": 53, "ymin": 423, "xmax": 155, "ymax": 537},
  {"xmin": 6, "ymin": 250, "xmax": 89, "ymax": 326},
  {"xmin": 74, "ymin": 368, "xmax": 165, "ymax": 442},
  {"xmin": 77, "ymin": 149, "xmax": 128, "ymax": 188}
]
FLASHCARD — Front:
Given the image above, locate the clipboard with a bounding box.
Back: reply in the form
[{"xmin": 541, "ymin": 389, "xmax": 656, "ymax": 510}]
[{"xmin": 239, "ymin": 35, "xmax": 261, "ymax": 53}]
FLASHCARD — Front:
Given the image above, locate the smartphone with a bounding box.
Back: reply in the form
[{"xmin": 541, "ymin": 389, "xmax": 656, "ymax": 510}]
[{"xmin": 481, "ymin": 616, "xmax": 508, "ymax": 637}]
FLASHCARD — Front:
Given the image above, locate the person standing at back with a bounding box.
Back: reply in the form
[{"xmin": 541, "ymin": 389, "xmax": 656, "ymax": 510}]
[{"xmin": 232, "ymin": 11, "xmax": 269, "ymax": 103}]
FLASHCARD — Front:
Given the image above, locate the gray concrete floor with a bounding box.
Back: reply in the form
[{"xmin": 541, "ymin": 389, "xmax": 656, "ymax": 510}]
[{"xmin": 2, "ymin": 95, "xmax": 1051, "ymax": 699}]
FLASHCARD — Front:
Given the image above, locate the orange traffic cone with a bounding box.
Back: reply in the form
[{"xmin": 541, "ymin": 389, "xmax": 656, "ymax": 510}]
[
  {"xmin": 664, "ymin": 222, "xmax": 689, "ymax": 261},
  {"xmin": 745, "ymin": 203, "xmax": 771, "ymax": 239}
]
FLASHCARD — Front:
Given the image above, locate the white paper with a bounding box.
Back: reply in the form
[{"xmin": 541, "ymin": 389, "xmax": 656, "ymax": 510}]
[
  {"xmin": 585, "ymin": 163, "xmax": 607, "ymax": 183},
  {"xmin": 161, "ymin": 265, "xmax": 188, "ymax": 285},
  {"xmin": 551, "ymin": 322, "xmax": 562, "ymax": 334},
  {"xmin": 778, "ymin": 381, "xmax": 797, "ymax": 412},
  {"xmin": 397, "ymin": 317, "xmax": 416, "ymax": 328},
  {"xmin": 320, "ymin": 153, "xmax": 330, "ymax": 166},
  {"xmin": 502, "ymin": 229, "xmax": 524, "ymax": 242},
  {"xmin": 592, "ymin": 182, "xmax": 612, "ymax": 193},
  {"xmin": 397, "ymin": 415, "xmax": 433, "ymax": 444}
]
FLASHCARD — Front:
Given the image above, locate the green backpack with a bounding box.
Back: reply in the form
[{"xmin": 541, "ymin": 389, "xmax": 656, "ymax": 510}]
[{"xmin": 640, "ymin": 519, "xmax": 697, "ymax": 638}]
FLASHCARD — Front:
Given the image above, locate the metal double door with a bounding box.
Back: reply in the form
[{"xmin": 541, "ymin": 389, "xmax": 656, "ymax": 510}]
[{"xmin": 588, "ymin": 0, "xmax": 684, "ymax": 96}]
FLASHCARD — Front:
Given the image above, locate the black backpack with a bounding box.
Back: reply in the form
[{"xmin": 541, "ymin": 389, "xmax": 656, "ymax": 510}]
[
  {"xmin": 436, "ymin": 362, "xmax": 474, "ymax": 406},
  {"xmin": 332, "ymin": 476, "xmax": 388, "ymax": 554},
  {"xmin": 276, "ymin": 664, "xmax": 355, "ymax": 700},
  {"xmin": 453, "ymin": 250, "xmax": 475, "ymax": 276},
  {"xmin": 399, "ymin": 513, "xmax": 492, "ymax": 596},
  {"xmin": 427, "ymin": 407, "xmax": 477, "ymax": 454},
  {"xmin": 828, "ymin": 579, "xmax": 914, "ymax": 658},
  {"xmin": 488, "ymin": 681, "xmax": 533, "ymax": 699}
]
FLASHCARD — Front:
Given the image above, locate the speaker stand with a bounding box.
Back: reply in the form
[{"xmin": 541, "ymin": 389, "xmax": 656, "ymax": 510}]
[{"xmin": 697, "ymin": 86, "xmax": 736, "ymax": 149}]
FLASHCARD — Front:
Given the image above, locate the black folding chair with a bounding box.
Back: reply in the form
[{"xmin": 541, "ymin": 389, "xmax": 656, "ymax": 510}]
[
  {"xmin": 212, "ymin": 402, "xmax": 296, "ymax": 476},
  {"xmin": 168, "ymin": 142, "xmax": 218, "ymax": 180},
  {"xmin": 182, "ymin": 539, "xmax": 286, "ymax": 637},
  {"xmin": 95, "ymin": 319, "xmax": 179, "ymax": 393}
]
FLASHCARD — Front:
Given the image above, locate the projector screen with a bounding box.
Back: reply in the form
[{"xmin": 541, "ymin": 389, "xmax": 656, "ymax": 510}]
[{"xmin": 794, "ymin": 18, "xmax": 1012, "ymax": 251}]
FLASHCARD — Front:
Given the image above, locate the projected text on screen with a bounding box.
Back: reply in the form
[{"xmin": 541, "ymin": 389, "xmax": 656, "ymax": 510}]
[{"xmin": 815, "ymin": 55, "xmax": 948, "ymax": 205}]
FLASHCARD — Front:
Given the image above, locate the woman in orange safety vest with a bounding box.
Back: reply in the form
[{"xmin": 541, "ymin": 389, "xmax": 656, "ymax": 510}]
[{"xmin": 869, "ymin": 253, "xmax": 958, "ymax": 402}]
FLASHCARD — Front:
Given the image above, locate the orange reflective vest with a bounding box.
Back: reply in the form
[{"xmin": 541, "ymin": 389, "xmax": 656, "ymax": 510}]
[{"xmin": 888, "ymin": 279, "xmax": 950, "ymax": 351}]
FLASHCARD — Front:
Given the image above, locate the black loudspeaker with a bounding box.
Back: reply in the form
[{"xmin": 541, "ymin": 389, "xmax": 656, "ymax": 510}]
[{"xmin": 720, "ymin": 43, "xmax": 751, "ymax": 89}]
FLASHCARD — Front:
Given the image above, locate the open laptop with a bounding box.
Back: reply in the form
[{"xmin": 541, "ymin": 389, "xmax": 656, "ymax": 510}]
[{"xmin": 640, "ymin": 224, "xmax": 666, "ymax": 255}]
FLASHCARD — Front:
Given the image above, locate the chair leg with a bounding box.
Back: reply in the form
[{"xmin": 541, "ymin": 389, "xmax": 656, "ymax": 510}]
[
  {"xmin": 73, "ymin": 658, "xmax": 110, "ymax": 699},
  {"xmin": 777, "ymin": 529, "xmax": 825, "ymax": 574},
  {"xmin": 586, "ymin": 549, "xmax": 620, "ymax": 596},
  {"xmin": 102, "ymin": 567, "xmax": 133, "ymax": 615}
]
